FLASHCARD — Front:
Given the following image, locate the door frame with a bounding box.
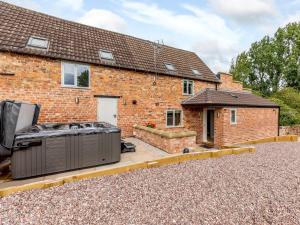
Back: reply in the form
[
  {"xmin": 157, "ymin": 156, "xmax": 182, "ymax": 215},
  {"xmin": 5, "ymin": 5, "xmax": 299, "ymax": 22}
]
[
  {"xmin": 202, "ymin": 108, "xmax": 215, "ymax": 143},
  {"xmin": 96, "ymin": 95, "xmax": 120, "ymax": 126}
]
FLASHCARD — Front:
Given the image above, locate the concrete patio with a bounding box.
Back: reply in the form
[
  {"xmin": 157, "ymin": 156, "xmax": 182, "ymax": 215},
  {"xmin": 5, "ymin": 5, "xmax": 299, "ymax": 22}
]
[{"xmin": 0, "ymin": 138, "xmax": 168, "ymax": 189}]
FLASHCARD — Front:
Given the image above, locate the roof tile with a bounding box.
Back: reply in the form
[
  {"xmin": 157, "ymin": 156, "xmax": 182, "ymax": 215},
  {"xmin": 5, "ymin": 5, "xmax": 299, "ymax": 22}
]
[{"xmin": 0, "ymin": 1, "xmax": 219, "ymax": 82}]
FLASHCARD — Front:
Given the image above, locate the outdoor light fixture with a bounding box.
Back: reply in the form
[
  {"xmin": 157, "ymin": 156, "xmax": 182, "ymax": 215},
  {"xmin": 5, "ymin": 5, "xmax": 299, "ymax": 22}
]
[{"xmin": 75, "ymin": 97, "xmax": 80, "ymax": 104}]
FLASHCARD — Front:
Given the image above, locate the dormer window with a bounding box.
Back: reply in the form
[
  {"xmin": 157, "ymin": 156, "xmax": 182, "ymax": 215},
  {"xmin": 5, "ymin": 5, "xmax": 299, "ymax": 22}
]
[
  {"xmin": 27, "ymin": 36, "xmax": 49, "ymax": 49},
  {"xmin": 165, "ymin": 63, "xmax": 176, "ymax": 71},
  {"xmin": 192, "ymin": 69, "xmax": 200, "ymax": 75},
  {"xmin": 99, "ymin": 50, "xmax": 114, "ymax": 60}
]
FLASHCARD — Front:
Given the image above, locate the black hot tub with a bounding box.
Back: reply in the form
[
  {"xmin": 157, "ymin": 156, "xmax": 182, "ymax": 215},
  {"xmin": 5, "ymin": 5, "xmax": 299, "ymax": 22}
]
[{"xmin": 0, "ymin": 100, "xmax": 121, "ymax": 179}]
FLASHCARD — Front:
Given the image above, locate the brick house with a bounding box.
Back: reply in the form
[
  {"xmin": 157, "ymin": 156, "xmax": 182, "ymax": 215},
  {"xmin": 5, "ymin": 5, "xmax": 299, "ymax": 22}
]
[{"xmin": 0, "ymin": 2, "xmax": 279, "ymax": 151}]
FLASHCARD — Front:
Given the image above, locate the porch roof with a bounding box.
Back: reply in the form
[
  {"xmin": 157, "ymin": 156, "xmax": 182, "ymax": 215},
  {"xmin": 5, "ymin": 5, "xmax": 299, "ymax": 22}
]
[{"xmin": 182, "ymin": 89, "xmax": 279, "ymax": 108}]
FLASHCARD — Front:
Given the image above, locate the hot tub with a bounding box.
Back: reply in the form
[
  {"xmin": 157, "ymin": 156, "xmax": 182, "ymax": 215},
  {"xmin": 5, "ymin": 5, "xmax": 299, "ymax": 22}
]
[{"xmin": 0, "ymin": 100, "xmax": 121, "ymax": 179}]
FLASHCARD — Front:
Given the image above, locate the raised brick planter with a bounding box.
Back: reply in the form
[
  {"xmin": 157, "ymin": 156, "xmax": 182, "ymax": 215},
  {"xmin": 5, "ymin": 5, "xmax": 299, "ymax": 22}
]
[
  {"xmin": 133, "ymin": 125, "xmax": 197, "ymax": 154},
  {"xmin": 280, "ymin": 125, "xmax": 300, "ymax": 136}
]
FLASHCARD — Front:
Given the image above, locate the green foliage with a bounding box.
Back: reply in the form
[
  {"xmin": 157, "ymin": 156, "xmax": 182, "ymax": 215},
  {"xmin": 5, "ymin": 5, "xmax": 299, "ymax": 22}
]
[
  {"xmin": 269, "ymin": 97, "xmax": 300, "ymax": 126},
  {"xmin": 269, "ymin": 88, "xmax": 300, "ymax": 126},
  {"xmin": 230, "ymin": 22, "xmax": 300, "ymax": 96}
]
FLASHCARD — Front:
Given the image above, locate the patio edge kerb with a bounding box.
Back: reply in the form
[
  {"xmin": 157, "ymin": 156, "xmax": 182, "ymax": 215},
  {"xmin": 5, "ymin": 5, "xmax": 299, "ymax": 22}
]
[{"xmin": 0, "ymin": 147, "xmax": 255, "ymax": 197}]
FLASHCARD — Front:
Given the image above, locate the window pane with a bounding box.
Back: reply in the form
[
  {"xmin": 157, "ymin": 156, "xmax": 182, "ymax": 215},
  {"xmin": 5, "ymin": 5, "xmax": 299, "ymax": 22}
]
[
  {"xmin": 231, "ymin": 110, "xmax": 236, "ymax": 123},
  {"xmin": 100, "ymin": 51, "xmax": 114, "ymax": 60},
  {"xmin": 28, "ymin": 37, "xmax": 48, "ymax": 49},
  {"xmin": 64, "ymin": 63, "xmax": 75, "ymax": 74},
  {"xmin": 63, "ymin": 63, "xmax": 75, "ymax": 86},
  {"xmin": 167, "ymin": 111, "xmax": 174, "ymax": 126},
  {"xmin": 165, "ymin": 64, "xmax": 176, "ymax": 71},
  {"xmin": 174, "ymin": 111, "xmax": 181, "ymax": 126},
  {"xmin": 183, "ymin": 81, "xmax": 188, "ymax": 94},
  {"xmin": 188, "ymin": 81, "xmax": 193, "ymax": 94},
  {"xmin": 64, "ymin": 73, "xmax": 75, "ymax": 85},
  {"xmin": 77, "ymin": 66, "xmax": 89, "ymax": 87}
]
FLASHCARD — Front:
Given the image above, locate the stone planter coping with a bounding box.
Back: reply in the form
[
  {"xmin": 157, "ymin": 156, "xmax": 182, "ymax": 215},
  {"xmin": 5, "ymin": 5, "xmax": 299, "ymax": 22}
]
[{"xmin": 133, "ymin": 125, "xmax": 196, "ymax": 139}]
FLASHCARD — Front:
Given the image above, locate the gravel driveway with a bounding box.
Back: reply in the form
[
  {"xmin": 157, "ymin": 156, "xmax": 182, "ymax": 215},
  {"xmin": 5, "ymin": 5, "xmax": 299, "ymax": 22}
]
[{"xmin": 0, "ymin": 142, "xmax": 299, "ymax": 225}]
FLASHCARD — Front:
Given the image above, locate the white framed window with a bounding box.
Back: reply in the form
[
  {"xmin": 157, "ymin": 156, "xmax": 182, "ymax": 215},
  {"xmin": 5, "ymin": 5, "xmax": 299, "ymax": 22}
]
[
  {"xmin": 27, "ymin": 36, "xmax": 49, "ymax": 49},
  {"xmin": 230, "ymin": 109, "xmax": 237, "ymax": 124},
  {"xmin": 183, "ymin": 80, "xmax": 194, "ymax": 95},
  {"xmin": 166, "ymin": 110, "xmax": 182, "ymax": 127},
  {"xmin": 165, "ymin": 63, "xmax": 176, "ymax": 71},
  {"xmin": 61, "ymin": 62, "xmax": 90, "ymax": 88},
  {"xmin": 99, "ymin": 50, "xmax": 114, "ymax": 60}
]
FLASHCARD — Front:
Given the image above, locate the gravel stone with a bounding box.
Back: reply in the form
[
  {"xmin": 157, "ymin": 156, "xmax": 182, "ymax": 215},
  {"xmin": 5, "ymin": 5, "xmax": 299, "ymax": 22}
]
[{"xmin": 0, "ymin": 142, "xmax": 299, "ymax": 225}]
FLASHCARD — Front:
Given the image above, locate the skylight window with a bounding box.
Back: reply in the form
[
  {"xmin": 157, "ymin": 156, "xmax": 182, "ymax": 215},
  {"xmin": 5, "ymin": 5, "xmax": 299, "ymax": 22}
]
[
  {"xmin": 99, "ymin": 50, "xmax": 114, "ymax": 60},
  {"xmin": 27, "ymin": 36, "xmax": 49, "ymax": 49},
  {"xmin": 165, "ymin": 63, "xmax": 176, "ymax": 71},
  {"xmin": 192, "ymin": 69, "xmax": 201, "ymax": 75}
]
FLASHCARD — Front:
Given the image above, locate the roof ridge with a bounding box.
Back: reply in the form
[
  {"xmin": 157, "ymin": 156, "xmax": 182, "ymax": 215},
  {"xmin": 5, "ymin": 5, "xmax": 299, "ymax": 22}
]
[{"xmin": 0, "ymin": 1, "xmax": 196, "ymax": 55}]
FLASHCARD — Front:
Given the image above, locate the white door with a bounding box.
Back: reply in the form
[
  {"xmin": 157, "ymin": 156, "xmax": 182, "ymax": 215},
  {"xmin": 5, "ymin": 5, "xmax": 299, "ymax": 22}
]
[{"xmin": 97, "ymin": 97, "xmax": 118, "ymax": 126}]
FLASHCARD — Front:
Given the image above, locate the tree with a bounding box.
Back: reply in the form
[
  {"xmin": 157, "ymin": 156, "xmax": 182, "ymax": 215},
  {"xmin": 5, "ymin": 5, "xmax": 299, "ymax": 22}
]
[{"xmin": 230, "ymin": 22, "xmax": 300, "ymax": 96}]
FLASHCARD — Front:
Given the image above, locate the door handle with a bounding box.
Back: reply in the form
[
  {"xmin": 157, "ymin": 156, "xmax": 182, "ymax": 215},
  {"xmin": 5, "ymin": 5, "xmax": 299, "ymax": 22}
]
[{"xmin": 113, "ymin": 114, "xmax": 117, "ymax": 118}]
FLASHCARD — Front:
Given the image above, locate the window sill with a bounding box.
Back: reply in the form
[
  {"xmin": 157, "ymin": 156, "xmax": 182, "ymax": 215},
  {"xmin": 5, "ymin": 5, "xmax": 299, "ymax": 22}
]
[
  {"xmin": 166, "ymin": 125, "xmax": 184, "ymax": 128},
  {"xmin": 183, "ymin": 93, "xmax": 194, "ymax": 96},
  {"xmin": 61, "ymin": 85, "xmax": 91, "ymax": 90}
]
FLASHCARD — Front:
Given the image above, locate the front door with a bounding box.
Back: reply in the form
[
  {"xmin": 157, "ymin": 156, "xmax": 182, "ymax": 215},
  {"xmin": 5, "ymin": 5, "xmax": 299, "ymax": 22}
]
[
  {"xmin": 207, "ymin": 110, "xmax": 214, "ymax": 142},
  {"xmin": 97, "ymin": 97, "xmax": 118, "ymax": 126}
]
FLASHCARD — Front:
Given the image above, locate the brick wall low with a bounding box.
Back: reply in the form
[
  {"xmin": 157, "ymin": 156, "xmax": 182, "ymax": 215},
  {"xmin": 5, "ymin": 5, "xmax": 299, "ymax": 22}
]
[
  {"xmin": 133, "ymin": 126, "xmax": 197, "ymax": 154},
  {"xmin": 280, "ymin": 125, "xmax": 300, "ymax": 136},
  {"xmin": 215, "ymin": 107, "xmax": 279, "ymax": 146}
]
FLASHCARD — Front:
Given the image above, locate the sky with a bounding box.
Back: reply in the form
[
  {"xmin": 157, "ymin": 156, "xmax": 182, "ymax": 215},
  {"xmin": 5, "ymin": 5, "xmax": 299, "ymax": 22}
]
[{"xmin": 3, "ymin": 0, "xmax": 300, "ymax": 72}]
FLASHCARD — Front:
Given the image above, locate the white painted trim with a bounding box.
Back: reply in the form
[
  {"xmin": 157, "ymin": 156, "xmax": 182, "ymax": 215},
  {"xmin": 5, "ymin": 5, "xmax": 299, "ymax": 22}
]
[
  {"xmin": 230, "ymin": 108, "xmax": 237, "ymax": 125},
  {"xmin": 165, "ymin": 109, "xmax": 183, "ymax": 128},
  {"xmin": 182, "ymin": 79, "xmax": 194, "ymax": 96},
  {"xmin": 61, "ymin": 61, "xmax": 91, "ymax": 89},
  {"xmin": 203, "ymin": 108, "xmax": 207, "ymax": 142}
]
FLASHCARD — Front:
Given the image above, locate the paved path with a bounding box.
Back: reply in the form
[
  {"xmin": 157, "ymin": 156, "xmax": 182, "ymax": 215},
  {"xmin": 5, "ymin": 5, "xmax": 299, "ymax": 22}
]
[{"xmin": 0, "ymin": 142, "xmax": 299, "ymax": 225}]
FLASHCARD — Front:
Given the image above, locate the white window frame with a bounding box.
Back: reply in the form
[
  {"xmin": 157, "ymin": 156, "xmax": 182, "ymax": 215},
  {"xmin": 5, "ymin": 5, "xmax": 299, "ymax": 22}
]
[
  {"xmin": 230, "ymin": 108, "xmax": 237, "ymax": 125},
  {"xmin": 182, "ymin": 80, "xmax": 194, "ymax": 95},
  {"xmin": 61, "ymin": 62, "xmax": 90, "ymax": 89},
  {"xmin": 166, "ymin": 109, "xmax": 183, "ymax": 128}
]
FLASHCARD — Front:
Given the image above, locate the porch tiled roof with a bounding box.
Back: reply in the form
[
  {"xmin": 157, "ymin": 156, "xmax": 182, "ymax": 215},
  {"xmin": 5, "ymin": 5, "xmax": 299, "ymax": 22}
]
[
  {"xmin": 182, "ymin": 89, "xmax": 279, "ymax": 107},
  {"xmin": 0, "ymin": 1, "xmax": 220, "ymax": 83}
]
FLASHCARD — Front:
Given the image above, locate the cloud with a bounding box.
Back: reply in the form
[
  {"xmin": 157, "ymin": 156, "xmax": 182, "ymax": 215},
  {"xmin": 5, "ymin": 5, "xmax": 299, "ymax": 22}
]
[
  {"xmin": 56, "ymin": 0, "xmax": 84, "ymax": 11},
  {"xmin": 121, "ymin": 1, "xmax": 240, "ymax": 72},
  {"xmin": 209, "ymin": 0, "xmax": 277, "ymax": 24},
  {"xmin": 78, "ymin": 9, "xmax": 127, "ymax": 32},
  {"xmin": 2, "ymin": 0, "xmax": 41, "ymax": 11}
]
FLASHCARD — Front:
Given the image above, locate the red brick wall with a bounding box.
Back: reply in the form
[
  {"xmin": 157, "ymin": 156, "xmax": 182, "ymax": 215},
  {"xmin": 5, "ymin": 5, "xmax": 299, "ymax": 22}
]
[
  {"xmin": 133, "ymin": 127, "xmax": 196, "ymax": 154},
  {"xmin": 218, "ymin": 73, "xmax": 244, "ymax": 91},
  {"xmin": 214, "ymin": 107, "xmax": 279, "ymax": 146},
  {"xmin": 0, "ymin": 52, "xmax": 216, "ymax": 137}
]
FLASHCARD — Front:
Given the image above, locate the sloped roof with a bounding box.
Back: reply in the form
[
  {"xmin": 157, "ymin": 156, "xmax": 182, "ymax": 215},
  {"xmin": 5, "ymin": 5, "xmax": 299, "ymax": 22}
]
[
  {"xmin": 0, "ymin": 1, "xmax": 220, "ymax": 83},
  {"xmin": 182, "ymin": 89, "xmax": 279, "ymax": 107}
]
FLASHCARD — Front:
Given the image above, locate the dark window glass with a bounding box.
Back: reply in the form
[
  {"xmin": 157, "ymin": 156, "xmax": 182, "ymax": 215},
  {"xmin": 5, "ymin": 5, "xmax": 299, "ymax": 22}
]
[
  {"xmin": 77, "ymin": 65, "xmax": 89, "ymax": 87},
  {"xmin": 174, "ymin": 111, "xmax": 181, "ymax": 126},
  {"xmin": 231, "ymin": 110, "xmax": 236, "ymax": 123},
  {"xmin": 167, "ymin": 111, "xmax": 173, "ymax": 126}
]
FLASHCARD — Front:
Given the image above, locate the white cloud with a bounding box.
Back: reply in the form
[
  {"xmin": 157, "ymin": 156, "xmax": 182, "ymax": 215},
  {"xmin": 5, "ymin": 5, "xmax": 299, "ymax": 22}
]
[
  {"xmin": 2, "ymin": 0, "xmax": 41, "ymax": 11},
  {"xmin": 121, "ymin": 1, "xmax": 240, "ymax": 72},
  {"xmin": 282, "ymin": 11, "xmax": 300, "ymax": 26},
  {"xmin": 78, "ymin": 9, "xmax": 127, "ymax": 32},
  {"xmin": 56, "ymin": 0, "xmax": 84, "ymax": 11},
  {"xmin": 209, "ymin": 0, "xmax": 277, "ymax": 23}
]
